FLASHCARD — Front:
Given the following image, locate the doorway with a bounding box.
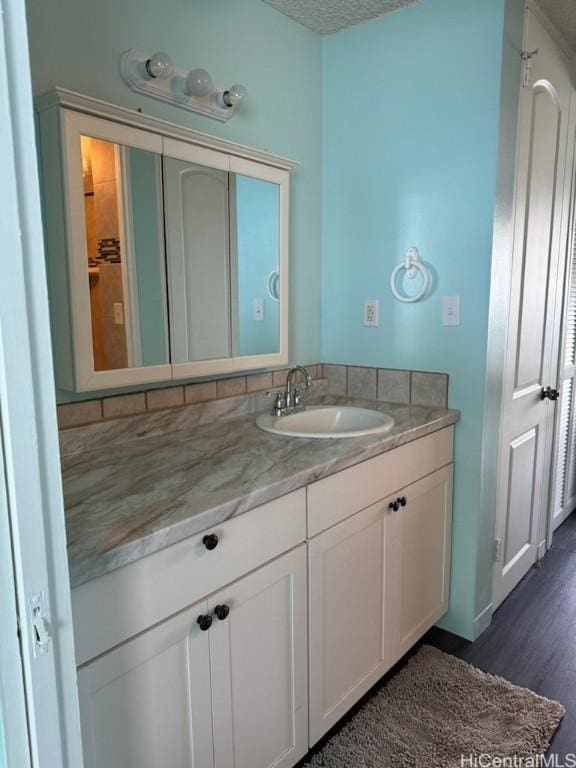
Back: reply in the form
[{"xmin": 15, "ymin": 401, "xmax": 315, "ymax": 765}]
[{"xmin": 492, "ymin": 4, "xmax": 576, "ymax": 609}]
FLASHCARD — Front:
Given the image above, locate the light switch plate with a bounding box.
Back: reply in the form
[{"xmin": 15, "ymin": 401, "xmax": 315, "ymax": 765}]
[
  {"xmin": 253, "ymin": 297, "xmax": 264, "ymax": 321},
  {"xmin": 442, "ymin": 296, "xmax": 460, "ymax": 326}
]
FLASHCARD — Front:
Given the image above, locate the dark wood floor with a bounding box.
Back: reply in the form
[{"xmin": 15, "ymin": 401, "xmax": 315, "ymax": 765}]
[{"xmin": 430, "ymin": 511, "xmax": 576, "ymax": 757}]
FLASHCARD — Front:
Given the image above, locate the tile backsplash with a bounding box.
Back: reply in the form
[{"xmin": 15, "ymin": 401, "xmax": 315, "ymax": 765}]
[
  {"xmin": 56, "ymin": 365, "xmax": 322, "ymax": 430},
  {"xmin": 323, "ymin": 365, "xmax": 449, "ymax": 408},
  {"xmin": 57, "ymin": 363, "xmax": 449, "ymax": 431}
]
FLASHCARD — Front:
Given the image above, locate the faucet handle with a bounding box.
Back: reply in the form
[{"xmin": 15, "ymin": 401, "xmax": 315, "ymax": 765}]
[
  {"xmin": 266, "ymin": 390, "xmax": 286, "ymax": 415},
  {"xmin": 293, "ymin": 389, "xmax": 304, "ymax": 408}
]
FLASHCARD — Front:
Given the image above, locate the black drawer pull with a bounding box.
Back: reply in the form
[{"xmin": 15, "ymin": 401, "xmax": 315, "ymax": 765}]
[
  {"xmin": 214, "ymin": 604, "xmax": 230, "ymax": 621},
  {"xmin": 197, "ymin": 614, "xmax": 212, "ymax": 631},
  {"xmin": 203, "ymin": 533, "xmax": 219, "ymax": 551}
]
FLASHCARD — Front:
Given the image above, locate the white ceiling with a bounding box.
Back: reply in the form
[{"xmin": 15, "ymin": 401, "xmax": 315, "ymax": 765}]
[
  {"xmin": 262, "ymin": 0, "xmax": 576, "ymax": 47},
  {"xmin": 261, "ymin": 0, "xmax": 420, "ymax": 35},
  {"xmin": 537, "ymin": 0, "xmax": 576, "ymax": 50}
]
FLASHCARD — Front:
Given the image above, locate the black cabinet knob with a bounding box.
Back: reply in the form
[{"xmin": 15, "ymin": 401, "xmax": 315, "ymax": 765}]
[
  {"xmin": 399, "ymin": 496, "xmax": 407, "ymax": 507},
  {"xmin": 214, "ymin": 604, "xmax": 230, "ymax": 621},
  {"xmin": 203, "ymin": 533, "xmax": 219, "ymax": 551},
  {"xmin": 388, "ymin": 500, "xmax": 399, "ymax": 512},
  {"xmin": 197, "ymin": 614, "xmax": 212, "ymax": 631}
]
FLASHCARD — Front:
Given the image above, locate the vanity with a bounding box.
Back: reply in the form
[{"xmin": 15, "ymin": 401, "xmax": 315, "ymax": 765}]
[
  {"xmin": 37, "ymin": 88, "xmax": 459, "ymax": 768},
  {"xmin": 63, "ymin": 404, "xmax": 456, "ymax": 768}
]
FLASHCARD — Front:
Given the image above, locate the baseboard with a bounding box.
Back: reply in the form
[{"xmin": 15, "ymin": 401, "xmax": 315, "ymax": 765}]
[
  {"xmin": 537, "ymin": 539, "xmax": 547, "ymax": 561},
  {"xmin": 473, "ymin": 602, "xmax": 493, "ymax": 639}
]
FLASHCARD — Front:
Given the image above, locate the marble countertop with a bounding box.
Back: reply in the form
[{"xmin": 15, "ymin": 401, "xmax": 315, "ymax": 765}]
[{"xmin": 62, "ymin": 395, "xmax": 459, "ymax": 588}]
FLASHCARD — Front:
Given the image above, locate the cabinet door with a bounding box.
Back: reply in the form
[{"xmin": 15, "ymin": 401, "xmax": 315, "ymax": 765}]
[
  {"xmin": 308, "ymin": 502, "xmax": 388, "ymax": 744},
  {"xmin": 77, "ymin": 598, "xmax": 214, "ymax": 768},
  {"xmin": 208, "ymin": 545, "xmax": 308, "ymax": 768},
  {"xmin": 385, "ymin": 464, "xmax": 453, "ymax": 668}
]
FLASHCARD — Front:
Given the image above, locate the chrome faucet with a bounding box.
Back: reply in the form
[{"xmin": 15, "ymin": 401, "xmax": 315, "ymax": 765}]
[{"xmin": 267, "ymin": 365, "xmax": 312, "ymax": 416}]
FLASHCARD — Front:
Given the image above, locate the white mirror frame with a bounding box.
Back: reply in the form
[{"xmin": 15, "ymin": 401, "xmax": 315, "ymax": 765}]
[
  {"xmin": 36, "ymin": 89, "xmax": 295, "ymax": 392},
  {"xmin": 61, "ymin": 110, "xmax": 172, "ymax": 391},
  {"xmin": 163, "ymin": 137, "xmax": 289, "ymax": 379}
]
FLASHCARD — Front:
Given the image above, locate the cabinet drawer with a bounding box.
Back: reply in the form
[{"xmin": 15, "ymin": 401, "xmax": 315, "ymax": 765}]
[
  {"xmin": 73, "ymin": 489, "xmax": 306, "ymax": 665},
  {"xmin": 307, "ymin": 427, "xmax": 453, "ymax": 537}
]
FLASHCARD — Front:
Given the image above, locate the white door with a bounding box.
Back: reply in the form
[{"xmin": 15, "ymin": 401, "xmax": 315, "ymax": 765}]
[
  {"xmin": 308, "ymin": 502, "xmax": 388, "ymax": 745},
  {"xmin": 208, "ymin": 546, "xmax": 308, "ymax": 768},
  {"xmin": 77, "ymin": 598, "xmax": 214, "ymax": 768},
  {"xmin": 163, "ymin": 150, "xmax": 231, "ymax": 363},
  {"xmin": 385, "ymin": 466, "xmax": 453, "ymax": 668},
  {"xmin": 0, "ymin": 0, "xmax": 84, "ymax": 763},
  {"xmin": 493, "ymin": 7, "xmax": 574, "ymax": 608},
  {"xmin": 0, "ymin": 420, "xmax": 31, "ymax": 768}
]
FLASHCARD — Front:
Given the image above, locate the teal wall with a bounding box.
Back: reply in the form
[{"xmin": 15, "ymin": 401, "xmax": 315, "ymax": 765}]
[
  {"xmin": 236, "ymin": 174, "xmax": 280, "ymax": 356},
  {"xmin": 27, "ymin": 0, "xmax": 526, "ymax": 637},
  {"xmin": 26, "ymin": 0, "xmax": 323, "ymax": 402},
  {"xmin": 322, "ymin": 0, "xmax": 516, "ymax": 638}
]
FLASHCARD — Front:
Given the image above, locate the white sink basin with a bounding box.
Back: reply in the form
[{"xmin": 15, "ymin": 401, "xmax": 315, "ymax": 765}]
[{"xmin": 256, "ymin": 406, "xmax": 394, "ymax": 439}]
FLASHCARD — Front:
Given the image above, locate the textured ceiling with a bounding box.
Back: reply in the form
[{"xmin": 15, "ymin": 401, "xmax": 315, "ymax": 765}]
[
  {"xmin": 537, "ymin": 0, "xmax": 576, "ymax": 50},
  {"xmin": 261, "ymin": 0, "xmax": 420, "ymax": 35}
]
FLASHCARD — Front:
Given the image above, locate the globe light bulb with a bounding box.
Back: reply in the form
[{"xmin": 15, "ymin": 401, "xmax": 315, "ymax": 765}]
[
  {"xmin": 222, "ymin": 84, "xmax": 248, "ymax": 108},
  {"xmin": 186, "ymin": 68, "xmax": 214, "ymax": 97},
  {"xmin": 145, "ymin": 52, "xmax": 174, "ymax": 80}
]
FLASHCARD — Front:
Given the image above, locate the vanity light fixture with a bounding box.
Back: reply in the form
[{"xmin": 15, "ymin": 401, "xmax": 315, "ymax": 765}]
[
  {"xmin": 145, "ymin": 51, "xmax": 174, "ymax": 80},
  {"xmin": 120, "ymin": 49, "xmax": 248, "ymax": 122},
  {"xmin": 185, "ymin": 68, "xmax": 214, "ymax": 97},
  {"xmin": 218, "ymin": 84, "xmax": 248, "ymax": 108}
]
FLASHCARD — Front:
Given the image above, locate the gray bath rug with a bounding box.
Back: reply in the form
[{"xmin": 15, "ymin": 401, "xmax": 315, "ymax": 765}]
[{"xmin": 303, "ymin": 645, "xmax": 564, "ymax": 767}]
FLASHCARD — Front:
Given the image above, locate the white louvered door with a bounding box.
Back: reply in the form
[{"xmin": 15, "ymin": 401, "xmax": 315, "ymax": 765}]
[{"xmin": 552, "ymin": 214, "xmax": 576, "ymax": 531}]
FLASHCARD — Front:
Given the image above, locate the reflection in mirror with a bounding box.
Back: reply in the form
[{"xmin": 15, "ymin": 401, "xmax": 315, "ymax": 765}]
[
  {"xmin": 163, "ymin": 159, "xmax": 281, "ymax": 364},
  {"xmin": 80, "ymin": 136, "xmax": 168, "ymax": 371},
  {"xmin": 164, "ymin": 160, "xmax": 231, "ymax": 362},
  {"xmin": 232, "ymin": 174, "xmax": 280, "ymax": 357}
]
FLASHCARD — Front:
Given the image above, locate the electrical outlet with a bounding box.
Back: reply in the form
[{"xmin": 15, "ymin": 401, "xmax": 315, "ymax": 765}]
[
  {"xmin": 113, "ymin": 302, "xmax": 124, "ymax": 326},
  {"xmin": 364, "ymin": 299, "xmax": 379, "ymax": 327}
]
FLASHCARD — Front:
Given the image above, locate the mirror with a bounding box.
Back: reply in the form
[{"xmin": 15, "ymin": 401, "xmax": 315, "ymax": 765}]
[
  {"xmin": 80, "ymin": 135, "xmax": 169, "ymax": 371},
  {"xmin": 39, "ymin": 104, "xmax": 290, "ymax": 392},
  {"xmin": 163, "ymin": 160, "xmax": 281, "ymax": 364},
  {"xmin": 233, "ymin": 173, "xmax": 280, "ymax": 357}
]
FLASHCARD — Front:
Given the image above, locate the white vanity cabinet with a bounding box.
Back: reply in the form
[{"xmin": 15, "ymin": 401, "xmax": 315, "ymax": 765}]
[
  {"xmin": 77, "ymin": 544, "xmax": 308, "ymax": 768},
  {"xmin": 308, "ymin": 498, "xmax": 389, "ymax": 741},
  {"xmin": 72, "ymin": 427, "xmax": 455, "ymax": 766},
  {"xmin": 77, "ymin": 595, "xmax": 214, "ymax": 768},
  {"xmin": 384, "ymin": 465, "xmax": 453, "ymax": 668},
  {"xmin": 207, "ymin": 546, "xmax": 308, "ymax": 768},
  {"xmin": 307, "ymin": 429, "xmax": 453, "ymax": 744},
  {"xmin": 73, "ymin": 489, "xmax": 308, "ymax": 768}
]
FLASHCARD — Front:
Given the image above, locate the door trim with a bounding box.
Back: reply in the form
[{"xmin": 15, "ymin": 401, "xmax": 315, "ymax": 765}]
[
  {"xmin": 547, "ymin": 101, "xmax": 576, "ymax": 548},
  {"xmin": 0, "ymin": 0, "xmax": 84, "ymax": 763},
  {"xmin": 492, "ymin": 4, "xmax": 575, "ymax": 609}
]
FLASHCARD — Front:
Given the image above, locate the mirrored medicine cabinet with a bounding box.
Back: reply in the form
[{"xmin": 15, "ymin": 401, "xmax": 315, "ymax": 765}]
[{"xmin": 36, "ymin": 89, "xmax": 294, "ymax": 392}]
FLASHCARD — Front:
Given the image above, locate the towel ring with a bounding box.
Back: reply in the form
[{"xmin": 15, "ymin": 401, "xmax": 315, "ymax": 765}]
[
  {"xmin": 267, "ymin": 269, "xmax": 280, "ymax": 302},
  {"xmin": 390, "ymin": 247, "xmax": 431, "ymax": 303}
]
